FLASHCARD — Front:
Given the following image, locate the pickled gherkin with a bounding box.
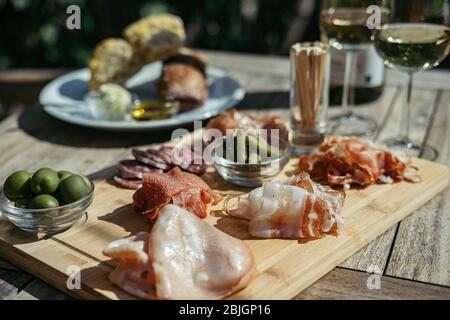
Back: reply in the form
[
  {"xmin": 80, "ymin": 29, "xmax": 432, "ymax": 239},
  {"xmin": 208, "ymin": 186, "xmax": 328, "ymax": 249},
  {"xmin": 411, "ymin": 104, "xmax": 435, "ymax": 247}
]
[{"xmin": 221, "ymin": 129, "xmax": 278, "ymax": 164}]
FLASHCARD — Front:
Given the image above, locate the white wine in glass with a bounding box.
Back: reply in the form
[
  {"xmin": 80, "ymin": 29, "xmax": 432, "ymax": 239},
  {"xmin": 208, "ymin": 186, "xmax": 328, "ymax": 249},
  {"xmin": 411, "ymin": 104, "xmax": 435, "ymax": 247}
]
[
  {"xmin": 373, "ymin": 1, "xmax": 450, "ymax": 160},
  {"xmin": 320, "ymin": 0, "xmax": 390, "ymax": 137}
]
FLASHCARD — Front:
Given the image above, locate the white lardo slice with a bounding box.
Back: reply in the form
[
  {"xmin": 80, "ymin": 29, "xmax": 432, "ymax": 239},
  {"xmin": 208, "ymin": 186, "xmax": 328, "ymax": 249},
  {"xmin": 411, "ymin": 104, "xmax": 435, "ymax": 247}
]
[
  {"xmin": 150, "ymin": 204, "xmax": 256, "ymax": 300},
  {"xmin": 103, "ymin": 204, "xmax": 256, "ymax": 300}
]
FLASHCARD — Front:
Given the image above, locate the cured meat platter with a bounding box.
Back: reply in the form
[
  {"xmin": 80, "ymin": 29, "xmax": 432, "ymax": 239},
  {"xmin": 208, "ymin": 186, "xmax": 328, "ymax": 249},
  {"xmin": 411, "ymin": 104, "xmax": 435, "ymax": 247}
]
[{"xmin": 0, "ymin": 153, "xmax": 448, "ymax": 299}]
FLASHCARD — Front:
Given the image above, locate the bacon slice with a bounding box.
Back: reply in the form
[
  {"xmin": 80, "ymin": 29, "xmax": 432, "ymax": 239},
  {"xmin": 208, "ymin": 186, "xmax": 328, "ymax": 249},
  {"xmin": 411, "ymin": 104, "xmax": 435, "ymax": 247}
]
[
  {"xmin": 298, "ymin": 137, "xmax": 408, "ymax": 187},
  {"xmin": 229, "ymin": 174, "xmax": 344, "ymax": 239}
]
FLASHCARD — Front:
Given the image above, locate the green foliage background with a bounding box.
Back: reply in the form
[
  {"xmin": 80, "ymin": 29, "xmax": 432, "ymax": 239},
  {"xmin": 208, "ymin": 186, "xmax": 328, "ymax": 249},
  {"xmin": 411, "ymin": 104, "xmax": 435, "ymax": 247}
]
[
  {"xmin": 1, "ymin": 0, "xmax": 448, "ymax": 70},
  {"xmin": 0, "ymin": 0, "xmax": 321, "ymax": 69}
]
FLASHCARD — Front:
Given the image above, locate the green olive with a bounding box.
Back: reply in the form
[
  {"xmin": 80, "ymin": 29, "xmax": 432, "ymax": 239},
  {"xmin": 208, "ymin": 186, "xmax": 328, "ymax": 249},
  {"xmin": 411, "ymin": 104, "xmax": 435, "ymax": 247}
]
[
  {"xmin": 30, "ymin": 168, "xmax": 59, "ymax": 195},
  {"xmin": 29, "ymin": 194, "xmax": 59, "ymax": 209},
  {"xmin": 52, "ymin": 190, "xmax": 66, "ymax": 206},
  {"xmin": 59, "ymin": 175, "xmax": 90, "ymax": 204},
  {"xmin": 15, "ymin": 196, "xmax": 32, "ymax": 209},
  {"xmin": 57, "ymin": 170, "xmax": 74, "ymax": 182},
  {"xmin": 3, "ymin": 171, "xmax": 32, "ymax": 201}
]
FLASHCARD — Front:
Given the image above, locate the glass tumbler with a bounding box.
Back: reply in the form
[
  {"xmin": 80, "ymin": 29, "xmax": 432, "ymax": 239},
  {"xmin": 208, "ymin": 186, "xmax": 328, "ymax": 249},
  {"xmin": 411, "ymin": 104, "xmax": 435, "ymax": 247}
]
[{"xmin": 290, "ymin": 42, "xmax": 330, "ymax": 155}]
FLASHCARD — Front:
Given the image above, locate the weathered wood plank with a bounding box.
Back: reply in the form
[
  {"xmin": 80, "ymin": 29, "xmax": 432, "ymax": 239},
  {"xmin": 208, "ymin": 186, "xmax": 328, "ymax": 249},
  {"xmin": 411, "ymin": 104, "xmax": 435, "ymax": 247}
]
[
  {"xmin": 202, "ymin": 50, "xmax": 450, "ymax": 90},
  {"xmin": 333, "ymin": 86, "xmax": 402, "ymax": 272},
  {"xmin": 385, "ymin": 91, "xmax": 450, "ymax": 287},
  {"xmin": 0, "ymin": 270, "xmax": 32, "ymax": 300},
  {"xmin": 338, "ymin": 228, "xmax": 397, "ymax": 272},
  {"xmin": 343, "ymin": 87, "xmax": 440, "ymax": 276},
  {"xmin": 295, "ymin": 268, "xmax": 450, "ymax": 300},
  {"xmin": 0, "ymin": 257, "xmax": 21, "ymax": 272},
  {"xmin": 13, "ymin": 278, "xmax": 72, "ymax": 300}
]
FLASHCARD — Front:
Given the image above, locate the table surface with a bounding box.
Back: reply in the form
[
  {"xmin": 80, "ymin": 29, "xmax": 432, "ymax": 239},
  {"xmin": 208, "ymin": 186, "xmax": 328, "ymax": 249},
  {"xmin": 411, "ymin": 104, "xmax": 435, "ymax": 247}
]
[{"xmin": 0, "ymin": 50, "xmax": 449, "ymax": 300}]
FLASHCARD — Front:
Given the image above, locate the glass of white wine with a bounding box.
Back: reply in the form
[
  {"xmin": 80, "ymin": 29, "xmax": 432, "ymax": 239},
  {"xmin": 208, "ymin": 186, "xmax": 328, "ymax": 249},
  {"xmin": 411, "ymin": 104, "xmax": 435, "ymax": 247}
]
[
  {"xmin": 373, "ymin": 0, "xmax": 450, "ymax": 160},
  {"xmin": 320, "ymin": 0, "xmax": 390, "ymax": 136}
]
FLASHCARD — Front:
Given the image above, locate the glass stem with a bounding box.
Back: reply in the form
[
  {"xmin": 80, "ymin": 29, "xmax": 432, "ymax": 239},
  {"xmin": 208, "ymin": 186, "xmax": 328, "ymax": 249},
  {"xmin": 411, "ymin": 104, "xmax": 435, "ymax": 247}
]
[
  {"xmin": 398, "ymin": 72, "xmax": 414, "ymax": 144},
  {"xmin": 342, "ymin": 50, "xmax": 356, "ymax": 117}
]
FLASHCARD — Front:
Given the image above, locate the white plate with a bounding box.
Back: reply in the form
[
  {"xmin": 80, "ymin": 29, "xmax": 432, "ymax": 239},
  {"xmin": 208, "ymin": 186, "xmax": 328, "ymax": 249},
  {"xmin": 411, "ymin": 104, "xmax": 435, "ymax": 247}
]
[{"xmin": 39, "ymin": 62, "xmax": 245, "ymax": 131}]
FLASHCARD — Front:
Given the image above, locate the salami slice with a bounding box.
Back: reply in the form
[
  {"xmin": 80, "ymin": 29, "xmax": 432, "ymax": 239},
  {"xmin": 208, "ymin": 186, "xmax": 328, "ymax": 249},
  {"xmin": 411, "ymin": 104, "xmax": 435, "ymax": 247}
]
[
  {"xmin": 118, "ymin": 160, "xmax": 162, "ymax": 179},
  {"xmin": 144, "ymin": 149, "xmax": 168, "ymax": 164},
  {"xmin": 157, "ymin": 146, "xmax": 174, "ymax": 163},
  {"xmin": 170, "ymin": 147, "xmax": 197, "ymax": 165},
  {"xmin": 170, "ymin": 146, "xmax": 207, "ymax": 175},
  {"xmin": 183, "ymin": 163, "xmax": 207, "ymax": 175},
  {"xmin": 113, "ymin": 176, "xmax": 142, "ymax": 190},
  {"xmin": 132, "ymin": 149, "xmax": 171, "ymax": 170}
]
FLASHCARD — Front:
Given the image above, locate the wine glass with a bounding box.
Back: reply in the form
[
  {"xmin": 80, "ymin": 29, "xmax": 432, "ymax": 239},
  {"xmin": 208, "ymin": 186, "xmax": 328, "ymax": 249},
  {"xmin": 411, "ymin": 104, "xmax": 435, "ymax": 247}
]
[
  {"xmin": 373, "ymin": 0, "xmax": 450, "ymax": 160},
  {"xmin": 320, "ymin": 0, "xmax": 389, "ymax": 136}
]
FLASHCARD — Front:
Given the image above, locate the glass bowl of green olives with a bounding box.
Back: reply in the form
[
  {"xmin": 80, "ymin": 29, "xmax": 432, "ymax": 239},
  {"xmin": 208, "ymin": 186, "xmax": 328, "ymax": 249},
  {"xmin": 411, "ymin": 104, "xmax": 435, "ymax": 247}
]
[
  {"xmin": 0, "ymin": 168, "xmax": 94, "ymax": 234},
  {"xmin": 212, "ymin": 129, "xmax": 290, "ymax": 187}
]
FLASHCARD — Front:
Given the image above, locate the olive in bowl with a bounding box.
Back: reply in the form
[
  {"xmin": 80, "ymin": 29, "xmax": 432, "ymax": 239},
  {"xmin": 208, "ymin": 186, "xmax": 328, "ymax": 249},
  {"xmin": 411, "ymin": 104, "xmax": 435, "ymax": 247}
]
[
  {"xmin": 0, "ymin": 168, "xmax": 94, "ymax": 234},
  {"xmin": 3, "ymin": 171, "xmax": 32, "ymax": 201}
]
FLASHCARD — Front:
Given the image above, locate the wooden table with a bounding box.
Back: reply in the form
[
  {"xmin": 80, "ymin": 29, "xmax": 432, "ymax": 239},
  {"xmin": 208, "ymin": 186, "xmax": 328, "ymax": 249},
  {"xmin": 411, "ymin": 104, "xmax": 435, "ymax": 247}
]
[{"xmin": 0, "ymin": 51, "xmax": 449, "ymax": 300}]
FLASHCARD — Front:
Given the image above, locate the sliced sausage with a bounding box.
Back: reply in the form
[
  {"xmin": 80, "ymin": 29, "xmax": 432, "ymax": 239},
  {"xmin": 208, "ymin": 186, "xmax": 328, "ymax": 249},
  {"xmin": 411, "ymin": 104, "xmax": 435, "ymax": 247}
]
[
  {"xmin": 118, "ymin": 160, "xmax": 162, "ymax": 179},
  {"xmin": 113, "ymin": 176, "xmax": 142, "ymax": 190},
  {"xmin": 132, "ymin": 149, "xmax": 171, "ymax": 170}
]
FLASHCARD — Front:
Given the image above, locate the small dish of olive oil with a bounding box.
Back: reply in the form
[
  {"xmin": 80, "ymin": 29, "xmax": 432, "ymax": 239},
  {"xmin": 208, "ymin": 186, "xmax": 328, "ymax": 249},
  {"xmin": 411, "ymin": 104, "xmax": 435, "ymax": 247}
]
[{"xmin": 131, "ymin": 100, "xmax": 180, "ymax": 121}]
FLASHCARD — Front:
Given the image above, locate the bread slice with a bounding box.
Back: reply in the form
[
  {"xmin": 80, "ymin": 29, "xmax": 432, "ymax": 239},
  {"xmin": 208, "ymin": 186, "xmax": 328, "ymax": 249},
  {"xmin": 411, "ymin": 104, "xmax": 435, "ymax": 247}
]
[
  {"xmin": 88, "ymin": 38, "xmax": 140, "ymax": 91},
  {"xmin": 157, "ymin": 49, "xmax": 208, "ymax": 111},
  {"xmin": 123, "ymin": 14, "xmax": 186, "ymax": 65}
]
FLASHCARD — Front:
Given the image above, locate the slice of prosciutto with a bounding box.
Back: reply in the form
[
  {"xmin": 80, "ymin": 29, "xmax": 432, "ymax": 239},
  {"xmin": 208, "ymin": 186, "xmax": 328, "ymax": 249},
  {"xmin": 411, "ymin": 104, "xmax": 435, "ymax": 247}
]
[
  {"xmin": 103, "ymin": 204, "xmax": 256, "ymax": 300},
  {"xmin": 133, "ymin": 167, "xmax": 220, "ymax": 222},
  {"xmin": 229, "ymin": 173, "xmax": 345, "ymax": 239},
  {"xmin": 206, "ymin": 108, "xmax": 289, "ymax": 143},
  {"xmin": 298, "ymin": 137, "xmax": 412, "ymax": 187}
]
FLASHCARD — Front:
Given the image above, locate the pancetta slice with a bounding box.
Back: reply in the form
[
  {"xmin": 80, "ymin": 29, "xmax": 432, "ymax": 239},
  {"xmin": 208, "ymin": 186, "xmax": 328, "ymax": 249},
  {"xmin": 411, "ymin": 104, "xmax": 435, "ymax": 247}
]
[{"xmin": 229, "ymin": 173, "xmax": 344, "ymax": 239}]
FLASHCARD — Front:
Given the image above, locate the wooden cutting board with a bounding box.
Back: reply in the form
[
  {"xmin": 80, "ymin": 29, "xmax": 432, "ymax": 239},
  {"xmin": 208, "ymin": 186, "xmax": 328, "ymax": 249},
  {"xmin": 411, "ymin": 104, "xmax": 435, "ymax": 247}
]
[{"xmin": 0, "ymin": 157, "xmax": 449, "ymax": 300}]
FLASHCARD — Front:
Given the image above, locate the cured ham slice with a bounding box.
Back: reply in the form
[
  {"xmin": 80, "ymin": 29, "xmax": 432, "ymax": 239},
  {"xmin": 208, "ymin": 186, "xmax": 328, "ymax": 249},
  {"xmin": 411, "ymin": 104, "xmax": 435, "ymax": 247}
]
[
  {"xmin": 229, "ymin": 173, "xmax": 344, "ymax": 239},
  {"xmin": 298, "ymin": 137, "xmax": 411, "ymax": 187},
  {"xmin": 207, "ymin": 108, "xmax": 289, "ymax": 143},
  {"xmin": 103, "ymin": 205, "xmax": 256, "ymax": 300},
  {"xmin": 133, "ymin": 167, "xmax": 220, "ymax": 222}
]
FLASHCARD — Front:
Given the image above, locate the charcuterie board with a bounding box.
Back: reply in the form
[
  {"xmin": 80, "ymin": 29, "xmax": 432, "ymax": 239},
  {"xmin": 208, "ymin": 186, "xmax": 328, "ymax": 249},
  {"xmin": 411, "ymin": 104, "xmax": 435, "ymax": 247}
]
[{"xmin": 0, "ymin": 157, "xmax": 448, "ymax": 300}]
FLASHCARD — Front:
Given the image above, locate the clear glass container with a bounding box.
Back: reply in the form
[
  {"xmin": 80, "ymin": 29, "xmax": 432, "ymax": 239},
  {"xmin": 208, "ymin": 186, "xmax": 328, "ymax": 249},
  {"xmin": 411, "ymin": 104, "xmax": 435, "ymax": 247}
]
[
  {"xmin": 212, "ymin": 138, "xmax": 290, "ymax": 187},
  {"xmin": 290, "ymin": 42, "xmax": 330, "ymax": 155},
  {"xmin": 0, "ymin": 176, "xmax": 94, "ymax": 234}
]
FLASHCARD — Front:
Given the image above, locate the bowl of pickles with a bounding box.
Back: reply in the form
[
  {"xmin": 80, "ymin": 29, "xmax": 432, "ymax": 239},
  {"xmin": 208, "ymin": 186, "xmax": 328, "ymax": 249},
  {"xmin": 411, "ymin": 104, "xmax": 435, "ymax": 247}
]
[
  {"xmin": 212, "ymin": 129, "xmax": 290, "ymax": 187},
  {"xmin": 0, "ymin": 168, "xmax": 94, "ymax": 234}
]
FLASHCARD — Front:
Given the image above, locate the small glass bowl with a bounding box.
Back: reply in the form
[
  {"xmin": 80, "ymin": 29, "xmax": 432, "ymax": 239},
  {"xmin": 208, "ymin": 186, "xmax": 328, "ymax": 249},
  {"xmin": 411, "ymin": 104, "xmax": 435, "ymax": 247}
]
[
  {"xmin": 131, "ymin": 100, "xmax": 180, "ymax": 121},
  {"xmin": 212, "ymin": 140, "xmax": 291, "ymax": 187},
  {"xmin": 0, "ymin": 177, "xmax": 94, "ymax": 234}
]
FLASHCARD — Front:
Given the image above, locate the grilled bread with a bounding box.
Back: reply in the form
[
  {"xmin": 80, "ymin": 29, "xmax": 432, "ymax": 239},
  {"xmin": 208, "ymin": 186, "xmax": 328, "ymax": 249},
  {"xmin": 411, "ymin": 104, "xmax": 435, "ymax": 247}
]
[
  {"xmin": 157, "ymin": 49, "xmax": 208, "ymax": 111},
  {"xmin": 88, "ymin": 38, "xmax": 140, "ymax": 91},
  {"xmin": 123, "ymin": 14, "xmax": 185, "ymax": 65}
]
